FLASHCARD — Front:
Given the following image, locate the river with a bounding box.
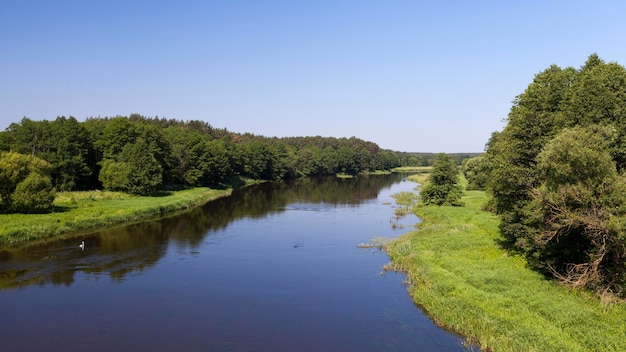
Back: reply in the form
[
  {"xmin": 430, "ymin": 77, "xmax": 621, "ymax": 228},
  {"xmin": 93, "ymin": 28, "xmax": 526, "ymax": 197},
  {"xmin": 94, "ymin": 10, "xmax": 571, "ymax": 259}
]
[{"xmin": 0, "ymin": 174, "xmax": 473, "ymax": 351}]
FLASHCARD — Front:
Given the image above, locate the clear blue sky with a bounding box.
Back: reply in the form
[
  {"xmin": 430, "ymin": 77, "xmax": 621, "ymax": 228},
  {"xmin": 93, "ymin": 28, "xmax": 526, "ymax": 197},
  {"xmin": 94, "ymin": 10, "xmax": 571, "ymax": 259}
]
[{"xmin": 2, "ymin": 1, "xmax": 626, "ymax": 152}]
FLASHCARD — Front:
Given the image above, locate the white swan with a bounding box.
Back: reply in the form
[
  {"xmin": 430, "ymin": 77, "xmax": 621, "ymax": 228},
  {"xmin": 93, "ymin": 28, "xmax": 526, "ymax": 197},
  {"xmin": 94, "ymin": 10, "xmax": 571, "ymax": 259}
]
[{"xmin": 79, "ymin": 241, "xmax": 85, "ymax": 250}]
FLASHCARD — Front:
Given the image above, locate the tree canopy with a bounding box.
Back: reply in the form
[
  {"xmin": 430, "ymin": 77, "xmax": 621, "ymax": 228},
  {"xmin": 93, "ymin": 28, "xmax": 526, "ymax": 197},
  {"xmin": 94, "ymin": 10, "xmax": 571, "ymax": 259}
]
[
  {"xmin": 0, "ymin": 114, "xmax": 412, "ymax": 210},
  {"xmin": 420, "ymin": 153, "xmax": 463, "ymax": 206},
  {"xmin": 485, "ymin": 54, "xmax": 626, "ymax": 295},
  {"xmin": 0, "ymin": 152, "xmax": 55, "ymax": 213}
]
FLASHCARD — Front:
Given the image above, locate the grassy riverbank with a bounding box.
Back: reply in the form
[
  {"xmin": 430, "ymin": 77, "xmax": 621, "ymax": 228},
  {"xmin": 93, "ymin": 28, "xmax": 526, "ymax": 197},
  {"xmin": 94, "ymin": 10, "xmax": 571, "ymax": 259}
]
[
  {"xmin": 0, "ymin": 187, "xmax": 232, "ymax": 246},
  {"xmin": 385, "ymin": 176, "xmax": 626, "ymax": 351},
  {"xmin": 392, "ymin": 166, "xmax": 433, "ymax": 173}
]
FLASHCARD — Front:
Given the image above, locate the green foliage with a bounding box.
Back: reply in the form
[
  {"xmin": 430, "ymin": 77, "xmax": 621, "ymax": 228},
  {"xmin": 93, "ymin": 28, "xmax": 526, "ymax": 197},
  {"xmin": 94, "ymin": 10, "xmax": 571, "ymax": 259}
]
[
  {"xmin": 336, "ymin": 146, "xmax": 359, "ymax": 175},
  {"xmin": 11, "ymin": 172, "xmax": 56, "ymax": 213},
  {"xmin": 243, "ymin": 141, "xmax": 276, "ymax": 180},
  {"xmin": 294, "ymin": 146, "xmax": 323, "ymax": 176},
  {"xmin": 420, "ymin": 153, "xmax": 463, "ymax": 206},
  {"xmin": 0, "ymin": 152, "xmax": 55, "ymax": 213},
  {"xmin": 486, "ymin": 54, "xmax": 626, "ymax": 295},
  {"xmin": 374, "ymin": 149, "xmax": 401, "ymax": 170},
  {"xmin": 526, "ymin": 125, "xmax": 626, "ymax": 294},
  {"xmin": 121, "ymin": 138, "xmax": 163, "ymax": 195},
  {"xmin": 321, "ymin": 146, "xmax": 339, "ymax": 174},
  {"xmin": 201, "ymin": 139, "xmax": 233, "ymax": 184},
  {"xmin": 561, "ymin": 57, "xmax": 626, "ymax": 169},
  {"xmin": 396, "ymin": 152, "xmax": 481, "ymax": 167},
  {"xmin": 99, "ymin": 159, "xmax": 131, "ymax": 192},
  {"xmin": 99, "ymin": 138, "xmax": 163, "ymax": 195},
  {"xmin": 487, "ymin": 64, "xmax": 576, "ymax": 222},
  {"xmin": 0, "ymin": 114, "xmax": 410, "ymax": 194},
  {"xmin": 96, "ymin": 117, "xmax": 139, "ymax": 159},
  {"xmin": 462, "ymin": 155, "xmax": 490, "ymax": 190},
  {"xmin": 386, "ymin": 186, "xmax": 626, "ymax": 352},
  {"xmin": 3, "ymin": 117, "xmax": 94, "ymax": 191},
  {"xmin": 163, "ymin": 126, "xmax": 207, "ymax": 186}
]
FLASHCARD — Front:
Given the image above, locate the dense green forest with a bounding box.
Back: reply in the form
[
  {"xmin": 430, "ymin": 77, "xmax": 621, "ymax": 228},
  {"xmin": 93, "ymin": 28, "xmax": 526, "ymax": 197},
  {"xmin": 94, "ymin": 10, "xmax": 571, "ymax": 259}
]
[
  {"xmin": 398, "ymin": 151, "xmax": 481, "ymax": 167},
  {"xmin": 0, "ymin": 114, "xmax": 480, "ymax": 214},
  {"xmin": 0, "ymin": 114, "xmax": 406, "ymax": 210},
  {"xmin": 0, "ymin": 113, "xmax": 481, "ymax": 215},
  {"xmin": 472, "ymin": 54, "xmax": 626, "ymax": 297}
]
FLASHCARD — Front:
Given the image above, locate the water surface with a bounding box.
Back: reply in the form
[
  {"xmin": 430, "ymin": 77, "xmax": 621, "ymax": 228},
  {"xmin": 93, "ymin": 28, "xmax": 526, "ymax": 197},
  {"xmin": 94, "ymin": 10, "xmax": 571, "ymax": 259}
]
[{"xmin": 0, "ymin": 174, "xmax": 472, "ymax": 351}]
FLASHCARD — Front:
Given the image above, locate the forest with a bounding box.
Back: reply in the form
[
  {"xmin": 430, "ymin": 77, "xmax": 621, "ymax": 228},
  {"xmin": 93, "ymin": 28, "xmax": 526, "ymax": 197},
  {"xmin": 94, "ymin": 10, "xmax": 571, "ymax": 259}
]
[
  {"xmin": 0, "ymin": 110, "xmax": 484, "ymax": 217},
  {"xmin": 464, "ymin": 54, "xmax": 626, "ymax": 297},
  {"xmin": 0, "ymin": 114, "xmax": 420, "ymax": 214}
]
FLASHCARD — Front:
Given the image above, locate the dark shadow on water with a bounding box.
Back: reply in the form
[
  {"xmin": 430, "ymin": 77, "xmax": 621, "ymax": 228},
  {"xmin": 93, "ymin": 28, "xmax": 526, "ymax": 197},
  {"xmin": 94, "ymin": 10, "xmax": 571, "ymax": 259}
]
[
  {"xmin": 0, "ymin": 173, "xmax": 479, "ymax": 351},
  {"xmin": 1, "ymin": 174, "xmax": 407, "ymax": 290}
]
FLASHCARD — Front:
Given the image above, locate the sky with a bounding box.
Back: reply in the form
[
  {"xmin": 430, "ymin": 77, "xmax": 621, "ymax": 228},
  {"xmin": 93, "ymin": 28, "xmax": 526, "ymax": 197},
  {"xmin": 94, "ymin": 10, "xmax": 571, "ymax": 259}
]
[{"xmin": 2, "ymin": 1, "xmax": 626, "ymax": 152}]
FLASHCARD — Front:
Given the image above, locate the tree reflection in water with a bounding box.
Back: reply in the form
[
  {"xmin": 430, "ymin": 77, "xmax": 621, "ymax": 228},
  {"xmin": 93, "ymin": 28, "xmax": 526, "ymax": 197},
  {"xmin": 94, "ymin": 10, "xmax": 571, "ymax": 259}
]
[{"xmin": 0, "ymin": 174, "xmax": 405, "ymax": 290}]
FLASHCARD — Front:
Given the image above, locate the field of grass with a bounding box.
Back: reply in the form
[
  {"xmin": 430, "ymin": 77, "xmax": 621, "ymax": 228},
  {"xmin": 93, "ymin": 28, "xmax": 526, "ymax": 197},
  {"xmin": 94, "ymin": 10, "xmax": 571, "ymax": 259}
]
[
  {"xmin": 392, "ymin": 166, "xmax": 433, "ymax": 173},
  {"xmin": 0, "ymin": 188, "xmax": 231, "ymax": 246},
  {"xmin": 386, "ymin": 177, "xmax": 626, "ymax": 351}
]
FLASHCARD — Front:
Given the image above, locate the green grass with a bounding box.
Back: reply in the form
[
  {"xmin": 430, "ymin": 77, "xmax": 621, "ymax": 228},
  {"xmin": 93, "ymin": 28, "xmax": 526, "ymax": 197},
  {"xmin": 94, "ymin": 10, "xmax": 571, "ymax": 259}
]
[
  {"xmin": 391, "ymin": 191, "xmax": 420, "ymax": 217},
  {"xmin": 385, "ymin": 179, "xmax": 626, "ymax": 351},
  {"xmin": 0, "ymin": 187, "xmax": 231, "ymax": 246},
  {"xmin": 336, "ymin": 173, "xmax": 355, "ymax": 178},
  {"xmin": 391, "ymin": 191, "xmax": 420, "ymax": 207},
  {"xmin": 366, "ymin": 170, "xmax": 393, "ymax": 175},
  {"xmin": 392, "ymin": 166, "xmax": 433, "ymax": 173},
  {"xmin": 407, "ymin": 173, "xmax": 429, "ymax": 184}
]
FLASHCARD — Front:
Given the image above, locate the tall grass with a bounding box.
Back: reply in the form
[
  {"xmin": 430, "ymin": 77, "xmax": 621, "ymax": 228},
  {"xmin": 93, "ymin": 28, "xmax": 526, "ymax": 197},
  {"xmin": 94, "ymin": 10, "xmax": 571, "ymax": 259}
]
[
  {"xmin": 385, "ymin": 178, "xmax": 626, "ymax": 351},
  {"xmin": 0, "ymin": 188, "xmax": 231, "ymax": 245}
]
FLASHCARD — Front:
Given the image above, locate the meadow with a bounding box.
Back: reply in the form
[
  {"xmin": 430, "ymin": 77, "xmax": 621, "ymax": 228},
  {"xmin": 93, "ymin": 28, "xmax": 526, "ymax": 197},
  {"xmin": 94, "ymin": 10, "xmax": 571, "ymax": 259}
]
[
  {"xmin": 0, "ymin": 188, "xmax": 231, "ymax": 246},
  {"xmin": 385, "ymin": 174, "xmax": 626, "ymax": 351}
]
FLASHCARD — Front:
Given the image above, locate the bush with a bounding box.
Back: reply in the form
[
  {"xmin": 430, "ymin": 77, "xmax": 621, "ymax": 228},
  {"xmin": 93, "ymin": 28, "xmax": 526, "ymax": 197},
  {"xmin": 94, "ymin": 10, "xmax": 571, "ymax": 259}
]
[
  {"xmin": 420, "ymin": 153, "xmax": 463, "ymax": 206},
  {"xmin": 12, "ymin": 173, "xmax": 56, "ymax": 213},
  {"xmin": 0, "ymin": 152, "xmax": 55, "ymax": 213}
]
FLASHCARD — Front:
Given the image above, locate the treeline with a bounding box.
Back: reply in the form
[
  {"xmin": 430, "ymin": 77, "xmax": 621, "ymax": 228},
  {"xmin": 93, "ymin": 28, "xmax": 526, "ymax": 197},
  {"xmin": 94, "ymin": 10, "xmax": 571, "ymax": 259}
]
[
  {"xmin": 0, "ymin": 114, "xmax": 407, "ymax": 212},
  {"xmin": 464, "ymin": 54, "xmax": 626, "ymax": 296},
  {"xmin": 397, "ymin": 152, "xmax": 481, "ymax": 166}
]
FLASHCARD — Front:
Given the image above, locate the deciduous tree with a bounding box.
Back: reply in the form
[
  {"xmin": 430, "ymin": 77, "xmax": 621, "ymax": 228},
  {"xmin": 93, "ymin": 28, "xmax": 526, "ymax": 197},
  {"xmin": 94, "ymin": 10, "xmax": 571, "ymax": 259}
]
[
  {"xmin": 0, "ymin": 152, "xmax": 55, "ymax": 213},
  {"xmin": 420, "ymin": 153, "xmax": 463, "ymax": 206},
  {"xmin": 527, "ymin": 125, "xmax": 626, "ymax": 294}
]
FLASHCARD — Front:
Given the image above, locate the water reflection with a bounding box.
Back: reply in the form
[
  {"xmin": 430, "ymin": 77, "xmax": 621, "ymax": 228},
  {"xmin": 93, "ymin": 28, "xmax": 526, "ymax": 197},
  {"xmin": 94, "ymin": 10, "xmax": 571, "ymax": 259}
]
[
  {"xmin": 0, "ymin": 173, "xmax": 475, "ymax": 352},
  {"xmin": 0, "ymin": 174, "xmax": 406, "ymax": 290},
  {"xmin": 0, "ymin": 221, "xmax": 169, "ymax": 289}
]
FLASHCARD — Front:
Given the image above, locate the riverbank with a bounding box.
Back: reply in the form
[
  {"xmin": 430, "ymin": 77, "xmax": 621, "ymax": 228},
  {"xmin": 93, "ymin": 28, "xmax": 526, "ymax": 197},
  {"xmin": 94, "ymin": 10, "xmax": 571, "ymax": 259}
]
[
  {"xmin": 391, "ymin": 166, "xmax": 432, "ymax": 173},
  {"xmin": 0, "ymin": 187, "xmax": 232, "ymax": 246},
  {"xmin": 385, "ymin": 176, "xmax": 626, "ymax": 351}
]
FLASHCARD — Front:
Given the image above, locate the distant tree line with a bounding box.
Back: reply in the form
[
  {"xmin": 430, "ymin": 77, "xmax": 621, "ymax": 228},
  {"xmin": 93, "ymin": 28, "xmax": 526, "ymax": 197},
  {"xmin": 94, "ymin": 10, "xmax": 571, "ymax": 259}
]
[
  {"xmin": 0, "ymin": 114, "xmax": 411, "ymax": 212},
  {"xmin": 463, "ymin": 54, "xmax": 626, "ymax": 296},
  {"xmin": 397, "ymin": 152, "xmax": 481, "ymax": 167}
]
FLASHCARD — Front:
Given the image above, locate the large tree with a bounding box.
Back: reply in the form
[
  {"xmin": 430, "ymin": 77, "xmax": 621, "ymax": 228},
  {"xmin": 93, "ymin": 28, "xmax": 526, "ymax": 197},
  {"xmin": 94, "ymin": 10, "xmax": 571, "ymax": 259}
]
[
  {"xmin": 420, "ymin": 153, "xmax": 463, "ymax": 206},
  {"xmin": 486, "ymin": 54, "xmax": 626, "ymax": 294},
  {"xmin": 487, "ymin": 63, "xmax": 577, "ymax": 246},
  {"xmin": 527, "ymin": 125, "xmax": 626, "ymax": 294},
  {"xmin": 99, "ymin": 138, "xmax": 163, "ymax": 195},
  {"xmin": 2, "ymin": 117, "xmax": 93, "ymax": 191},
  {"xmin": 462, "ymin": 155, "xmax": 491, "ymax": 191}
]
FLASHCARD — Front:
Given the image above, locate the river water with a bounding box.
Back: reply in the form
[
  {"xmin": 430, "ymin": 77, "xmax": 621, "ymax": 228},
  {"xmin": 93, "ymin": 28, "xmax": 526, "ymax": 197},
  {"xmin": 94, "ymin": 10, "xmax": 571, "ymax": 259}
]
[{"xmin": 0, "ymin": 174, "xmax": 473, "ymax": 351}]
